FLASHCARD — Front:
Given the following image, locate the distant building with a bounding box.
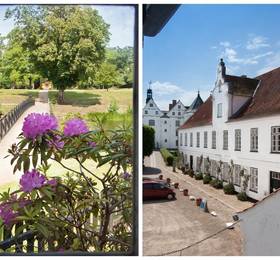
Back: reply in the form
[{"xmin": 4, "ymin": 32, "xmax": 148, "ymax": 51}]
[
  {"xmin": 143, "ymin": 82, "xmax": 203, "ymax": 149},
  {"xmin": 178, "ymin": 59, "xmax": 280, "ymax": 200},
  {"xmin": 237, "ymin": 188, "xmax": 280, "ymax": 255}
]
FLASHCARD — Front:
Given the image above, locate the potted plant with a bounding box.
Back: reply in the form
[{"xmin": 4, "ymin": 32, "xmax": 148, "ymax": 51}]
[
  {"xmin": 174, "ymin": 182, "xmax": 179, "ymax": 189},
  {"xmin": 159, "ymin": 174, "xmax": 163, "ymax": 180},
  {"xmin": 196, "ymin": 197, "xmax": 202, "ymax": 206},
  {"xmin": 183, "ymin": 189, "xmax": 189, "ymax": 196}
]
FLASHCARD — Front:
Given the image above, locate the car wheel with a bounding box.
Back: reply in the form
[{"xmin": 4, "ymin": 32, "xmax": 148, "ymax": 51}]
[{"xmin": 167, "ymin": 193, "xmax": 174, "ymax": 200}]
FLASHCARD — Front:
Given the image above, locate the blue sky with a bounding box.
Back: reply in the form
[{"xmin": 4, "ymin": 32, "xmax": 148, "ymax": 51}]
[
  {"xmin": 144, "ymin": 4, "xmax": 280, "ymax": 110},
  {"xmin": 0, "ymin": 5, "xmax": 134, "ymax": 48}
]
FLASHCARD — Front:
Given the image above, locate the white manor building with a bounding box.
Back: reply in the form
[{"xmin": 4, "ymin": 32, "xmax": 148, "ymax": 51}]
[
  {"xmin": 178, "ymin": 59, "xmax": 280, "ymax": 201},
  {"xmin": 143, "ymin": 83, "xmax": 203, "ymax": 149}
]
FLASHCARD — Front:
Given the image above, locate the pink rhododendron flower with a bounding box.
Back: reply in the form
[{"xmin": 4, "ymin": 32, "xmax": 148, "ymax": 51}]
[
  {"xmin": 0, "ymin": 203, "xmax": 18, "ymax": 226},
  {"xmin": 63, "ymin": 118, "xmax": 89, "ymax": 137},
  {"xmin": 47, "ymin": 135, "xmax": 64, "ymax": 150},
  {"xmin": 88, "ymin": 141, "xmax": 96, "ymax": 148},
  {"xmin": 22, "ymin": 113, "xmax": 58, "ymax": 139},
  {"xmin": 20, "ymin": 169, "xmax": 47, "ymax": 192},
  {"xmin": 47, "ymin": 179, "xmax": 57, "ymax": 187}
]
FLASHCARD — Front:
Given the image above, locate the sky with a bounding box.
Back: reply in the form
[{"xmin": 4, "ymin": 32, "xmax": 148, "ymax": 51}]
[
  {"xmin": 0, "ymin": 5, "xmax": 134, "ymax": 48},
  {"xmin": 143, "ymin": 4, "xmax": 280, "ymax": 110}
]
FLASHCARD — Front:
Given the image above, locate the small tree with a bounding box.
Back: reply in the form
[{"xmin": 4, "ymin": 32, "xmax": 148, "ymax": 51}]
[{"xmin": 143, "ymin": 125, "xmax": 155, "ymax": 159}]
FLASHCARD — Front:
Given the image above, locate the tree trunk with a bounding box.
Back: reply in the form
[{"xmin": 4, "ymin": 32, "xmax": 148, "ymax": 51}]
[{"xmin": 58, "ymin": 89, "xmax": 64, "ymax": 104}]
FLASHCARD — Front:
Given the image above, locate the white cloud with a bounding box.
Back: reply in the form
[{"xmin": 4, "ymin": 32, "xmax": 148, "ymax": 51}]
[
  {"xmin": 147, "ymin": 81, "xmax": 211, "ymax": 110},
  {"xmin": 246, "ymin": 35, "xmax": 270, "ymax": 50},
  {"xmin": 151, "ymin": 81, "xmax": 184, "ymax": 96},
  {"xmin": 211, "ymin": 46, "xmax": 217, "ymax": 49},
  {"xmin": 257, "ymin": 52, "xmax": 280, "ymax": 75},
  {"xmin": 93, "ymin": 5, "xmax": 134, "ymax": 48},
  {"xmin": 222, "ymin": 48, "xmax": 273, "ymax": 65},
  {"xmin": 220, "ymin": 41, "xmax": 231, "ymax": 47}
]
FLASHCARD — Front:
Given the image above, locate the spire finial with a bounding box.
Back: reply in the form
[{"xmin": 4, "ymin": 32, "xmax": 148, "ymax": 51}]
[{"xmin": 148, "ymin": 80, "xmax": 152, "ymax": 89}]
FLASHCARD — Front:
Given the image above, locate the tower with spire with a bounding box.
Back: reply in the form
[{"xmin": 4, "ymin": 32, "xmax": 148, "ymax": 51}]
[{"xmin": 146, "ymin": 80, "xmax": 153, "ymax": 103}]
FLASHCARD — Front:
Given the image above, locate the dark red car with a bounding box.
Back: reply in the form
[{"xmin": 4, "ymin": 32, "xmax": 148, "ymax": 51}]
[{"xmin": 143, "ymin": 180, "xmax": 176, "ymax": 200}]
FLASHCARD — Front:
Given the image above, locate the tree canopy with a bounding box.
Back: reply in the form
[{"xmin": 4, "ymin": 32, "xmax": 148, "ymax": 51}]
[{"xmin": 0, "ymin": 6, "xmax": 134, "ymax": 99}]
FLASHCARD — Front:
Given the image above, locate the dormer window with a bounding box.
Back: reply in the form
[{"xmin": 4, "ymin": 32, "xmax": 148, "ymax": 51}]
[
  {"xmin": 178, "ymin": 105, "xmax": 181, "ymax": 109},
  {"xmin": 217, "ymin": 103, "xmax": 222, "ymax": 118},
  {"xmin": 149, "ymin": 103, "xmax": 153, "ymax": 107}
]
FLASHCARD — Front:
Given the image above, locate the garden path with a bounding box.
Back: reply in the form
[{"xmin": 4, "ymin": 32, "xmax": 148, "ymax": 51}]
[{"xmin": 0, "ymin": 90, "xmax": 50, "ymax": 186}]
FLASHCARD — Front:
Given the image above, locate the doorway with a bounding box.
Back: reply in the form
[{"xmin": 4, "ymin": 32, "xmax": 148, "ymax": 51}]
[{"xmin": 270, "ymin": 171, "xmax": 280, "ymax": 193}]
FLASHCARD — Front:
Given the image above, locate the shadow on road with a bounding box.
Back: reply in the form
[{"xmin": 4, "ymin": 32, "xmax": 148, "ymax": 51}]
[
  {"xmin": 143, "ymin": 198, "xmax": 177, "ymax": 204},
  {"xmin": 143, "ymin": 166, "xmax": 161, "ymax": 175}
]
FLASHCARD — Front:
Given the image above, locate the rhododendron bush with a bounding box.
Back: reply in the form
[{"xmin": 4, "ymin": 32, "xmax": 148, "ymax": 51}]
[{"xmin": 0, "ymin": 113, "xmax": 133, "ymax": 253}]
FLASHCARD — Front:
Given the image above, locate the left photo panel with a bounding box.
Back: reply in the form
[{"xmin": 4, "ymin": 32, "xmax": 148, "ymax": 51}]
[{"xmin": 0, "ymin": 4, "xmax": 138, "ymax": 255}]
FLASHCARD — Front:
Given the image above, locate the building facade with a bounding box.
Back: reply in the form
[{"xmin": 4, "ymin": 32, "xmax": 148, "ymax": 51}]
[
  {"xmin": 143, "ymin": 84, "xmax": 203, "ymax": 149},
  {"xmin": 237, "ymin": 189, "xmax": 280, "ymax": 255},
  {"xmin": 178, "ymin": 59, "xmax": 280, "ymax": 200}
]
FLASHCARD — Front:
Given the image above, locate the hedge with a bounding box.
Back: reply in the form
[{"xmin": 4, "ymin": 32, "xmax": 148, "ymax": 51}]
[{"xmin": 160, "ymin": 148, "xmax": 174, "ymax": 166}]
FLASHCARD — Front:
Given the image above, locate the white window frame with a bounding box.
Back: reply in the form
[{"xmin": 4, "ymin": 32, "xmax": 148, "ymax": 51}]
[
  {"xmin": 204, "ymin": 131, "xmax": 207, "ymax": 148},
  {"xmin": 235, "ymin": 129, "xmax": 241, "ymax": 151},
  {"xmin": 250, "ymin": 167, "xmax": 258, "ymax": 192},
  {"xmin": 217, "ymin": 103, "xmax": 222, "ymax": 118},
  {"xmin": 184, "ymin": 133, "xmax": 188, "ymax": 146},
  {"xmin": 233, "ymin": 164, "xmax": 241, "ymax": 186},
  {"xmin": 190, "ymin": 133, "xmax": 193, "ymax": 147},
  {"xmin": 179, "ymin": 133, "xmax": 183, "ymax": 146},
  {"xmin": 212, "ymin": 131, "xmax": 216, "ymax": 149},
  {"xmin": 196, "ymin": 132, "xmax": 200, "ymax": 147},
  {"xmin": 148, "ymin": 119, "xmax": 155, "ymax": 126},
  {"xmin": 250, "ymin": 128, "xmax": 258, "ymax": 152},
  {"xmin": 271, "ymin": 126, "xmax": 280, "ymax": 153},
  {"xmin": 223, "ymin": 130, "xmax": 228, "ymax": 150}
]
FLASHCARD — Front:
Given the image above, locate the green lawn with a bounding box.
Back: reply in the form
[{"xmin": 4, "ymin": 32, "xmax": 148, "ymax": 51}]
[
  {"xmin": 0, "ymin": 89, "xmax": 39, "ymax": 115},
  {"xmin": 0, "ymin": 159, "xmax": 109, "ymax": 194},
  {"xmin": 49, "ymin": 88, "xmax": 133, "ymax": 123}
]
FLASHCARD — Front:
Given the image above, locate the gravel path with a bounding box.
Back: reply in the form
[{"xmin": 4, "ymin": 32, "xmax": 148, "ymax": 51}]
[{"xmin": 0, "ymin": 90, "xmax": 50, "ymax": 186}]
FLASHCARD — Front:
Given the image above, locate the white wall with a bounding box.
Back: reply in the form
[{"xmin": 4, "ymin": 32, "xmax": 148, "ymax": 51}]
[
  {"xmin": 239, "ymin": 191, "xmax": 280, "ymax": 255},
  {"xmin": 178, "ymin": 114, "xmax": 280, "ymax": 200},
  {"xmin": 143, "ymin": 99, "xmax": 193, "ymax": 149}
]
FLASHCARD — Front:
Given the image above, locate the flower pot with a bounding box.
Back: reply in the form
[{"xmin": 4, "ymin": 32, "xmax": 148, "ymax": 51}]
[
  {"xmin": 159, "ymin": 174, "xmax": 163, "ymax": 180},
  {"xmin": 196, "ymin": 198, "xmax": 202, "ymax": 206},
  {"xmin": 183, "ymin": 189, "xmax": 189, "ymax": 196},
  {"xmin": 174, "ymin": 182, "xmax": 179, "ymax": 189}
]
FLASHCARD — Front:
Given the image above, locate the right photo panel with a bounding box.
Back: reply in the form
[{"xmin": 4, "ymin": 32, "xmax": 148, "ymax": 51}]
[{"xmin": 142, "ymin": 4, "xmax": 280, "ymax": 256}]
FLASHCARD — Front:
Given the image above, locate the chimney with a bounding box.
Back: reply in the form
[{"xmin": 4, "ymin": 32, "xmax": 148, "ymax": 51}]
[
  {"xmin": 169, "ymin": 104, "xmax": 172, "ymax": 110},
  {"xmin": 172, "ymin": 100, "xmax": 176, "ymax": 105}
]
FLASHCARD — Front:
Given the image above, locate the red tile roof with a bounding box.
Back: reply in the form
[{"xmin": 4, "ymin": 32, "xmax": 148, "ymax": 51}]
[
  {"xmin": 179, "ymin": 97, "xmax": 212, "ymax": 129},
  {"xmin": 230, "ymin": 67, "xmax": 280, "ymax": 120},
  {"xmin": 180, "ymin": 66, "xmax": 280, "ymax": 129}
]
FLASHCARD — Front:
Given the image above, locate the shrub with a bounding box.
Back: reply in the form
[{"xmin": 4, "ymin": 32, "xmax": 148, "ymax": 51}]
[
  {"xmin": 223, "ymin": 183, "xmax": 235, "ymax": 195},
  {"xmin": 188, "ymin": 169, "xmax": 194, "ymax": 178},
  {"xmin": 195, "ymin": 172, "xmax": 203, "ymax": 180},
  {"xmin": 160, "ymin": 148, "xmax": 174, "ymax": 166},
  {"xmin": 0, "ymin": 112, "xmax": 133, "ymax": 252},
  {"xmin": 210, "ymin": 179, "xmax": 223, "ymax": 189},
  {"xmin": 203, "ymin": 175, "xmax": 211, "ymax": 184},
  {"xmin": 237, "ymin": 192, "xmax": 248, "ymax": 201}
]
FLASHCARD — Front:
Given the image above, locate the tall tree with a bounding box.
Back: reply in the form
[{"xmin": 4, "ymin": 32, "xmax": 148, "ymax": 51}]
[
  {"xmin": 5, "ymin": 5, "xmax": 110, "ymax": 102},
  {"xmin": 143, "ymin": 125, "xmax": 155, "ymax": 159}
]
